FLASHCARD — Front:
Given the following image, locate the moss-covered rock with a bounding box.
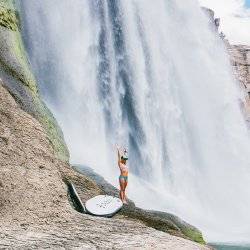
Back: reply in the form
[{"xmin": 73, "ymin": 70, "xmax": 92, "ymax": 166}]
[
  {"xmin": 0, "ymin": 0, "xmax": 69, "ymax": 162},
  {"xmin": 182, "ymin": 228, "xmax": 206, "ymax": 244},
  {"xmin": 0, "ymin": 1, "xmax": 18, "ymax": 31}
]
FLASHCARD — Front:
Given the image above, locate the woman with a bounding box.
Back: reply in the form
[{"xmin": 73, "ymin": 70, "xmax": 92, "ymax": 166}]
[{"xmin": 116, "ymin": 146, "xmax": 129, "ymax": 204}]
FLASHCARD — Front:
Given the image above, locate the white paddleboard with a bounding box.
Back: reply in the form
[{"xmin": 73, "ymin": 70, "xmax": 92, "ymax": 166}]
[{"xmin": 85, "ymin": 195, "xmax": 123, "ymax": 217}]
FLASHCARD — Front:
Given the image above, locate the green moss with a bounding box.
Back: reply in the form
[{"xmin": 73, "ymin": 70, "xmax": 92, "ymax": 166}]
[
  {"xmin": 13, "ymin": 31, "xmax": 38, "ymax": 93},
  {"xmin": 34, "ymin": 97, "xmax": 70, "ymax": 162},
  {"xmin": 0, "ymin": 1, "xmax": 37, "ymax": 93},
  {"xmin": 182, "ymin": 228, "xmax": 206, "ymax": 244},
  {"xmin": 133, "ymin": 212, "xmax": 206, "ymax": 244},
  {"xmin": 0, "ymin": 0, "xmax": 18, "ymax": 31},
  {"xmin": 0, "ymin": 8, "xmax": 18, "ymax": 31}
]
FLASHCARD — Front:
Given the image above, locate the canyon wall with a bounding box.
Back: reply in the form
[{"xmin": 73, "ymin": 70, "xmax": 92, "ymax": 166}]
[
  {"xmin": 228, "ymin": 44, "xmax": 250, "ymax": 120},
  {"xmin": 204, "ymin": 7, "xmax": 250, "ymax": 122}
]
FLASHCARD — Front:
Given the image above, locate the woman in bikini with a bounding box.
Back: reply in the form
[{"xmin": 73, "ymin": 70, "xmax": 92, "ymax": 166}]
[{"xmin": 116, "ymin": 146, "xmax": 129, "ymax": 204}]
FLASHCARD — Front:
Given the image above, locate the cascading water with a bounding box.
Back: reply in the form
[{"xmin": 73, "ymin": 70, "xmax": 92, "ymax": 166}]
[{"xmin": 17, "ymin": 0, "xmax": 250, "ymax": 243}]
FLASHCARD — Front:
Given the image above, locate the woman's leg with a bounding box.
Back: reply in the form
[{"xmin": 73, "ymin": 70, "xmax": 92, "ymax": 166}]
[
  {"xmin": 119, "ymin": 178, "xmax": 125, "ymax": 202},
  {"xmin": 123, "ymin": 180, "xmax": 128, "ymax": 203}
]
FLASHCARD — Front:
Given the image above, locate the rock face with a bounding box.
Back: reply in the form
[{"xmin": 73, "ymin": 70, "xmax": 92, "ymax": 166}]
[
  {"xmin": 0, "ymin": 0, "xmax": 69, "ymax": 162},
  {"xmin": 202, "ymin": 7, "xmax": 250, "ymax": 119},
  {"xmin": 202, "ymin": 7, "xmax": 220, "ymax": 32},
  {"xmin": 227, "ymin": 45, "xmax": 250, "ymax": 118},
  {"xmin": 228, "ymin": 45, "xmax": 250, "ymax": 88},
  {"xmin": 0, "ymin": 83, "xmax": 210, "ymax": 249}
]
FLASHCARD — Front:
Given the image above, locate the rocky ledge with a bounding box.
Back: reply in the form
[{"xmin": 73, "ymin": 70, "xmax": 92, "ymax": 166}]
[{"xmin": 71, "ymin": 165, "xmax": 205, "ymax": 244}]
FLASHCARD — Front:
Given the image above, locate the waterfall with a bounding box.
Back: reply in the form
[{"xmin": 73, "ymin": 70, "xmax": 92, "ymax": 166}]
[{"xmin": 18, "ymin": 0, "xmax": 250, "ymax": 243}]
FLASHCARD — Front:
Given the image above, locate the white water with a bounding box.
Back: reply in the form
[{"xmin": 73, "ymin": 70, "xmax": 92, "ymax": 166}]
[{"xmin": 18, "ymin": 0, "xmax": 250, "ymax": 243}]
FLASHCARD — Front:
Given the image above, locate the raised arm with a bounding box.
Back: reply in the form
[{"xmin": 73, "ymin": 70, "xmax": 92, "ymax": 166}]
[{"xmin": 116, "ymin": 145, "xmax": 121, "ymax": 168}]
